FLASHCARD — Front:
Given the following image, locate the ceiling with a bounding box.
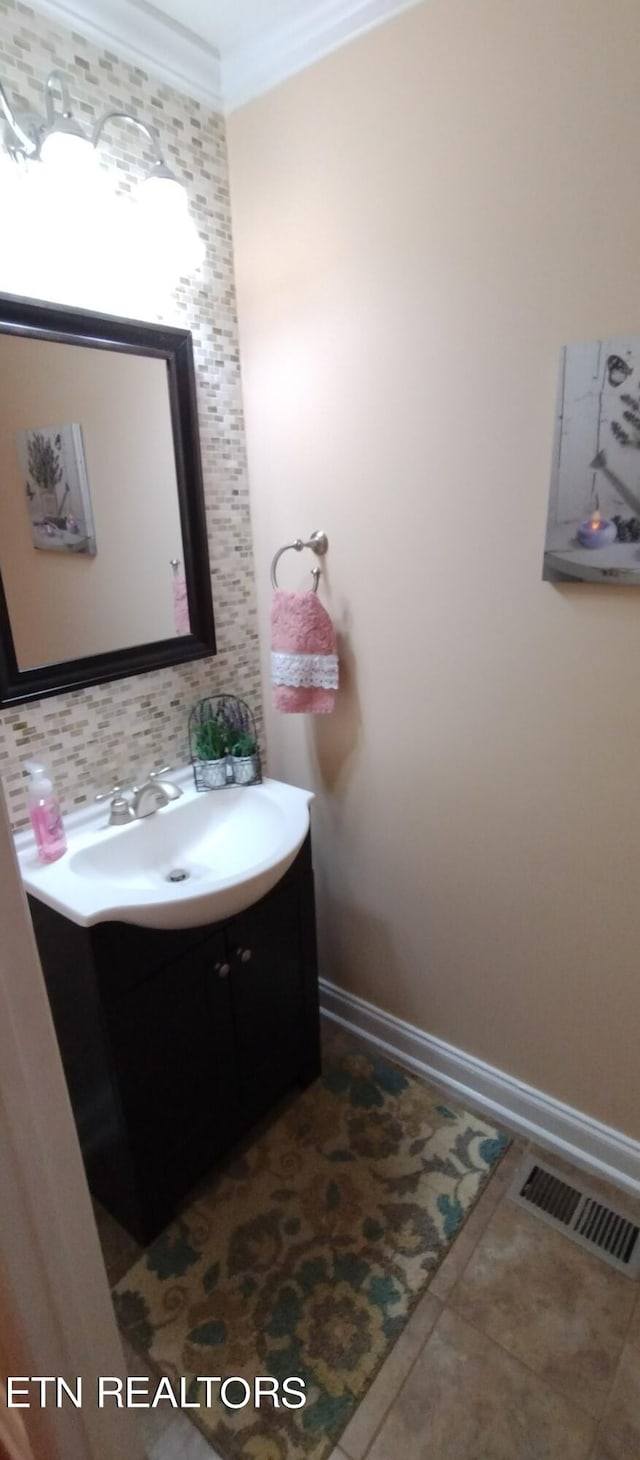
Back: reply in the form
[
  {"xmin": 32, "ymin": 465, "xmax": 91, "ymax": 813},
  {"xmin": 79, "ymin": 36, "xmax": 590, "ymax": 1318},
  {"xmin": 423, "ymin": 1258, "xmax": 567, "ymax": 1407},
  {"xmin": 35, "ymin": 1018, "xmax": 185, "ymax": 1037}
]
[{"xmin": 33, "ymin": 0, "xmax": 425, "ymax": 112}]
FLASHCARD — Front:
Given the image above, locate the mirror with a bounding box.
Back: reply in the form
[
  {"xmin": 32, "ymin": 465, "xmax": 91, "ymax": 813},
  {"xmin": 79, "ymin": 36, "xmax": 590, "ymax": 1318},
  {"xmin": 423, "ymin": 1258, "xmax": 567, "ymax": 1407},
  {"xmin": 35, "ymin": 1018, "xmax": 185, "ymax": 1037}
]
[{"xmin": 0, "ymin": 293, "xmax": 215, "ymax": 706}]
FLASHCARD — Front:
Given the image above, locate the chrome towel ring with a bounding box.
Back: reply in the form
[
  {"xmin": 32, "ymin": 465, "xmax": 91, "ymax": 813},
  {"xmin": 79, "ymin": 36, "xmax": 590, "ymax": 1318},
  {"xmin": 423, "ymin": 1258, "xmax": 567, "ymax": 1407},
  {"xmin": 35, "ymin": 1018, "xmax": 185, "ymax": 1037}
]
[{"xmin": 271, "ymin": 530, "xmax": 329, "ymax": 593}]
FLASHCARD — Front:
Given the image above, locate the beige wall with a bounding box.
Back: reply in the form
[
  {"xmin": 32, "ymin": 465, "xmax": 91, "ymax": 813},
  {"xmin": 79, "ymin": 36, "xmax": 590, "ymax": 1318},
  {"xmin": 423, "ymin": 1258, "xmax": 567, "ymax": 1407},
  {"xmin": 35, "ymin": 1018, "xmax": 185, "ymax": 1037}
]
[
  {"xmin": 0, "ymin": 335, "xmax": 183, "ymax": 666},
  {"xmin": 228, "ymin": 0, "xmax": 640, "ymax": 1138}
]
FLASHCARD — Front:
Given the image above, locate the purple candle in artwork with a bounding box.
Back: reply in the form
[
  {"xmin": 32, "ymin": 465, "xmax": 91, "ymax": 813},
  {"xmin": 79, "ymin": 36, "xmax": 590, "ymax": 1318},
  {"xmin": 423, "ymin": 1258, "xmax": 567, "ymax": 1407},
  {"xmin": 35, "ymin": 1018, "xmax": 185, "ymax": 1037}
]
[{"xmin": 576, "ymin": 515, "xmax": 617, "ymax": 548}]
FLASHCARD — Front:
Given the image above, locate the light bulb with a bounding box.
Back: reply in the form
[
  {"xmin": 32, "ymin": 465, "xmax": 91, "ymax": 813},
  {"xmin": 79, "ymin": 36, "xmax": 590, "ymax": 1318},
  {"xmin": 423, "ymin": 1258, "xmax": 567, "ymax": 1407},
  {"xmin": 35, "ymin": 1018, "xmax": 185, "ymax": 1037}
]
[
  {"xmin": 40, "ymin": 124, "xmax": 96, "ymax": 179},
  {"xmin": 138, "ymin": 166, "xmax": 204, "ymax": 273},
  {"xmin": 139, "ymin": 167, "xmax": 188, "ymax": 216}
]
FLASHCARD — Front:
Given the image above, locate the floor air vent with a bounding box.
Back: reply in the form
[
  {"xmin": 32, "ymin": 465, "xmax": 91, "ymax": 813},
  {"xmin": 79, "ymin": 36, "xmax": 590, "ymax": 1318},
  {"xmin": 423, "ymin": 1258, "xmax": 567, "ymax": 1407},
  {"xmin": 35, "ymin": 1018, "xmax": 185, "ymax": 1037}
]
[{"xmin": 509, "ymin": 1157, "xmax": 640, "ymax": 1278}]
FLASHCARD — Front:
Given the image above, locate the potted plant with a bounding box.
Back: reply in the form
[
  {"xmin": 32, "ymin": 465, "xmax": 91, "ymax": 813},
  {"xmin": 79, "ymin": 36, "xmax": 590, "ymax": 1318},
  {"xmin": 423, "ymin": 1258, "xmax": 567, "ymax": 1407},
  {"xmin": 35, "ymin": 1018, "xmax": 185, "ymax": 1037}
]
[
  {"xmin": 230, "ymin": 726, "xmax": 259, "ymax": 785},
  {"xmin": 193, "ymin": 710, "xmax": 230, "ymax": 788},
  {"xmin": 221, "ymin": 699, "xmax": 259, "ymax": 785}
]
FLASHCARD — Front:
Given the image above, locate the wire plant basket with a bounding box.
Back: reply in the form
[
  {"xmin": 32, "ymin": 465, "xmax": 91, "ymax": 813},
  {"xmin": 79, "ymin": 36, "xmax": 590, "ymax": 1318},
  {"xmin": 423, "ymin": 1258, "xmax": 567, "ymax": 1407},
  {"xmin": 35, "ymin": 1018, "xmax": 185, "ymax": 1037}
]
[{"xmin": 189, "ymin": 695, "xmax": 262, "ymax": 792}]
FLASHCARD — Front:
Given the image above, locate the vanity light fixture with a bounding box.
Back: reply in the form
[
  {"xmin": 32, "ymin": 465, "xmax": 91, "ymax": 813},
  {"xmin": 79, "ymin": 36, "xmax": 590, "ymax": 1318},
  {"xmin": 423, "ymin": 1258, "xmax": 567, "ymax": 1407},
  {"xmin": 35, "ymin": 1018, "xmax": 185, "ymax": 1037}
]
[
  {"xmin": 39, "ymin": 70, "xmax": 94, "ymax": 174},
  {"xmin": 0, "ymin": 68, "xmax": 203, "ymax": 266}
]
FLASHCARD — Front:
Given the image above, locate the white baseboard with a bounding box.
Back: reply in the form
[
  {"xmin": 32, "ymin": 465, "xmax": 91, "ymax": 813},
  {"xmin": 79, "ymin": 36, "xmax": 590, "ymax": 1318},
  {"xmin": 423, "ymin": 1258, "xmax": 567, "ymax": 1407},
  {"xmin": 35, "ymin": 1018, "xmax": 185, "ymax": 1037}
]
[{"xmin": 320, "ymin": 978, "xmax": 640, "ymax": 1199}]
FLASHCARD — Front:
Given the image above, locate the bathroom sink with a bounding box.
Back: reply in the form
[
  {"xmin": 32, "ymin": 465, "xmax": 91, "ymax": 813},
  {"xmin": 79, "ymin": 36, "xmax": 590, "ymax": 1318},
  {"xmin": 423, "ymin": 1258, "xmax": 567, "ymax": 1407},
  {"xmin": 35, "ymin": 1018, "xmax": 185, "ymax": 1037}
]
[{"xmin": 15, "ymin": 772, "xmax": 313, "ymax": 930}]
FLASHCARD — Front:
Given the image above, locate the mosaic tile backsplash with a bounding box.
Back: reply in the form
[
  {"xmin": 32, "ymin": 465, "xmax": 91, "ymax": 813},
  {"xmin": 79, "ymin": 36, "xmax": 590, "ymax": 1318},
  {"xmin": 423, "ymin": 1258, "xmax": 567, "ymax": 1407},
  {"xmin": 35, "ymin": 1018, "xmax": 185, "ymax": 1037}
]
[{"xmin": 0, "ymin": 0, "xmax": 262, "ymax": 830}]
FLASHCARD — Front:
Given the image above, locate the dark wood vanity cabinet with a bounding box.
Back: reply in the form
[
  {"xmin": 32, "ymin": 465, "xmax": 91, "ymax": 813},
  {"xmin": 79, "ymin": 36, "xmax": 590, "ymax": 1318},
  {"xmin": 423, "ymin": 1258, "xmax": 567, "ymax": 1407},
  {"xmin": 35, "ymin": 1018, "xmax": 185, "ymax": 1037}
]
[{"xmin": 28, "ymin": 835, "xmax": 321, "ymax": 1244}]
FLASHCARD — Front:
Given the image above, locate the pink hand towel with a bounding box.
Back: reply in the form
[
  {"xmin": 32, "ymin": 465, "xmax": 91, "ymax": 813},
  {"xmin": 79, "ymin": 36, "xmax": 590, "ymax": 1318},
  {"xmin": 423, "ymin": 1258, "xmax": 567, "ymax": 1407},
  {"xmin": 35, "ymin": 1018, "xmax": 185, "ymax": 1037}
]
[
  {"xmin": 172, "ymin": 575, "xmax": 190, "ymax": 636},
  {"xmin": 271, "ymin": 589, "xmax": 338, "ymax": 713}
]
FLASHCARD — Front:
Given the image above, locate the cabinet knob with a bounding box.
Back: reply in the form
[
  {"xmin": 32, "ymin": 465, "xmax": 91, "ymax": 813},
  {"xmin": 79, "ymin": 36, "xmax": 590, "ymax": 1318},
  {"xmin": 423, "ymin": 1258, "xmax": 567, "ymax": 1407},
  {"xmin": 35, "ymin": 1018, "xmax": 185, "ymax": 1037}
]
[
  {"xmin": 237, "ymin": 947, "xmax": 252, "ymax": 963},
  {"xmin": 217, "ymin": 962, "xmax": 231, "ymax": 979}
]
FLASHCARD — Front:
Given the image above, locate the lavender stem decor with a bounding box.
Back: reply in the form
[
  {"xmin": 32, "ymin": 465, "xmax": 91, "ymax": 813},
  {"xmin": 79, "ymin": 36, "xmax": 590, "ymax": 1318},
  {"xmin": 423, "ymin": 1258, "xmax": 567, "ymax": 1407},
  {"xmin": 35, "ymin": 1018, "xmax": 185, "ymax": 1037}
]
[{"xmin": 190, "ymin": 695, "xmax": 261, "ymax": 792}]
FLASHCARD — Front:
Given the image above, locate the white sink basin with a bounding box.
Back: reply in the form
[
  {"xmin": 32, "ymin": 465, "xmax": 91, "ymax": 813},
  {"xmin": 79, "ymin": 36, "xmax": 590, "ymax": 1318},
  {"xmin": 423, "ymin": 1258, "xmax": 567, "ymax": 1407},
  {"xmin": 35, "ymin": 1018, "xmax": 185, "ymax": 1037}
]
[{"xmin": 15, "ymin": 771, "xmax": 313, "ymax": 930}]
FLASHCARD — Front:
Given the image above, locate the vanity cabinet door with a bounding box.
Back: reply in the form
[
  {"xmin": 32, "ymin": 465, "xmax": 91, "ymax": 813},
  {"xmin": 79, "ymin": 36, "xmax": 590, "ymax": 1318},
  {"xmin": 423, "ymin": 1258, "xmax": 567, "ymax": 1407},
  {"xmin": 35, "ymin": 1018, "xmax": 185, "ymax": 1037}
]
[
  {"xmin": 102, "ymin": 929, "xmax": 238, "ymax": 1223},
  {"xmin": 226, "ymin": 877, "xmax": 306, "ymax": 1123}
]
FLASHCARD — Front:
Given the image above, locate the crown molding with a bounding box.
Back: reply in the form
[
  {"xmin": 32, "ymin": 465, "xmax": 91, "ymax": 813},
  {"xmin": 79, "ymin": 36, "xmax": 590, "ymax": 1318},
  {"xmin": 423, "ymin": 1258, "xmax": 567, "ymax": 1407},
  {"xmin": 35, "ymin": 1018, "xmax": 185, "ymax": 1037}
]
[
  {"xmin": 222, "ymin": 0, "xmax": 426, "ymax": 112},
  {"xmin": 28, "ymin": 0, "xmax": 223, "ymax": 111},
  {"xmin": 27, "ymin": 0, "xmax": 424, "ymax": 115}
]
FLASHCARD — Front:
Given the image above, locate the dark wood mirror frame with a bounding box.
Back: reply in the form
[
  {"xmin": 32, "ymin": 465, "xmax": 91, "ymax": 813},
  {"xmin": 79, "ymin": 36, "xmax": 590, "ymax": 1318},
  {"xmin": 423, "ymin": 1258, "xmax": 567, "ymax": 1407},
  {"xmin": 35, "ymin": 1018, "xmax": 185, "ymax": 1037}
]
[{"xmin": 0, "ymin": 293, "xmax": 216, "ymax": 707}]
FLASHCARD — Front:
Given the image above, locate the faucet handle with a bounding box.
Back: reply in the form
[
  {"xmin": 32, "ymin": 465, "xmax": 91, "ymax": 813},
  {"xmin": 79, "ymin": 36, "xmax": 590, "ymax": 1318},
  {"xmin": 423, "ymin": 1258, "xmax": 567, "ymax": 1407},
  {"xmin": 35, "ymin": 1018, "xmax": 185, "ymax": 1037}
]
[
  {"xmin": 95, "ymin": 785, "xmax": 135, "ymax": 825},
  {"xmin": 131, "ymin": 767, "xmax": 173, "ymax": 790},
  {"xmin": 95, "ymin": 782, "xmax": 127, "ymax": 802}
]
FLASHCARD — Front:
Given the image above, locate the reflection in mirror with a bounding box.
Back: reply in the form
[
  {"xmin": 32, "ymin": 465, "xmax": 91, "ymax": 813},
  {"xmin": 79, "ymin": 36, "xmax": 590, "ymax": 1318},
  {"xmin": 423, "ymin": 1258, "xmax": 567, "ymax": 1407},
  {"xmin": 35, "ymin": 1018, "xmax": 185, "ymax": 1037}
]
[
  {"xmin": 1, "ymin": 334, "xmax": 188, "ymax": 667},
  {"xmin": 0, "ymin": 294, "xmax": 215, "ymax": 706}
]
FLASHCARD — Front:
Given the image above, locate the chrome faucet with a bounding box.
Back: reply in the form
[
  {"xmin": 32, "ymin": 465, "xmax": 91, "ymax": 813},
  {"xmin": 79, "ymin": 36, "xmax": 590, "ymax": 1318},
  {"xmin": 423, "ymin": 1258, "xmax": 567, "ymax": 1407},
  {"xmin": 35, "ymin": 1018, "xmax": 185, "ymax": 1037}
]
[
  {"xmin": 131, "ymin": 768, "xmax": 183, "ymax": 819},
  {"xmin": 96, "ymin": 768, "xmax": 182, "ymax": 825}
]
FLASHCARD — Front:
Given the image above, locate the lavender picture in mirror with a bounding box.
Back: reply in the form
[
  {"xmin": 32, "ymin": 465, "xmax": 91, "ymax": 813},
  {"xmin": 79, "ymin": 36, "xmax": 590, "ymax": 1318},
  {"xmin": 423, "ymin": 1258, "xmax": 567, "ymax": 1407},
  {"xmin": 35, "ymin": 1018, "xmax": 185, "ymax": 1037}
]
[{"xmin": 16, "ymin": 422, "xmax": 97, "ymax": 556}]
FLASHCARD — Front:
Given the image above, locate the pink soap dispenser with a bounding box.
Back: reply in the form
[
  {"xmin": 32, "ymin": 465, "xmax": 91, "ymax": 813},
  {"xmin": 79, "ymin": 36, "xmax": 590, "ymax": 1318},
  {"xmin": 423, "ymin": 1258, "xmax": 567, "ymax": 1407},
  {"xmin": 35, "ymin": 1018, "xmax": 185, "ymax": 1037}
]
[{"xmin": 26, "ymin": 760, "xmax": 67, "ymax": 864}]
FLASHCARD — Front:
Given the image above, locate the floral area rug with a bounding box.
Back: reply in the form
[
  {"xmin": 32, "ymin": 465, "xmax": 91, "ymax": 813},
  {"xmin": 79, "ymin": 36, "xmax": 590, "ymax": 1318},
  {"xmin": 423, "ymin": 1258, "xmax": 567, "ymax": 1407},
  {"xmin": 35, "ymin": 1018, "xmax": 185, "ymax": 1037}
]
[{"xmin": 113, "ymin": 1049, "xmax": 508, "ymax": 1460}]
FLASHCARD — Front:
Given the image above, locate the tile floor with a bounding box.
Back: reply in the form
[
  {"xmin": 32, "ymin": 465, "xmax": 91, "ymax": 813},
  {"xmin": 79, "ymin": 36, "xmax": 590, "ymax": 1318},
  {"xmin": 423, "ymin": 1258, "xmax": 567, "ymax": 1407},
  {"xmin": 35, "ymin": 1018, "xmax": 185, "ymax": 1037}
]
[{"xmin": 96, "ymin": 1020, "xmax": 640, "ymax": 1460}]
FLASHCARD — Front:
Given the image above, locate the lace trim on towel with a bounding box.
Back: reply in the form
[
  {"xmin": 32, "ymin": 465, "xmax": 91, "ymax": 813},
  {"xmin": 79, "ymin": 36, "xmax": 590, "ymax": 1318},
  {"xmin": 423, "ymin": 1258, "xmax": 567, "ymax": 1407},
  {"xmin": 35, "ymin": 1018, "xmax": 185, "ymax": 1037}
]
[{"xmin": 272, "ymin": 651, "xmax": 339, "ymax": 690}]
